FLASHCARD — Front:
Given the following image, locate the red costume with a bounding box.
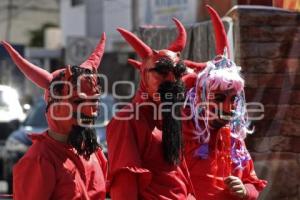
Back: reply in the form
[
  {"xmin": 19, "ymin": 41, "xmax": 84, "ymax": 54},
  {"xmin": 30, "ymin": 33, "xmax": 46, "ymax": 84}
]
[
  {"xmin": 182, "ymin": 6, "xmax": 267, "ymax": 200},
  {"xmin": 14, "ymin": 133, "xmax": 107, "ymax": 200},
  {"xmin": 182, "ymin": 108, "xmax": 266, "ymax": 200},
  {"xmin": 107, "ymin": 19, "xmax": 194, "ymax": 199},
  {"xmin": 2, "ymin": 33, "xmax": 107, "ymax": 200},
  {"xmin": 108, "ymin": 103, "xmax": 193, "ymax": 199}
]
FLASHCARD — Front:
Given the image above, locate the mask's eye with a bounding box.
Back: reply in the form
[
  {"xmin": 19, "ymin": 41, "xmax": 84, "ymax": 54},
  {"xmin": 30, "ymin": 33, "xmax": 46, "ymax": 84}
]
[
  {"xmin": 149, "ymin": 66, "xmax": 170, "ymax": 77},
  {"xmin": 231, "ymin": 95, "xmax": 239, "ymax": 104},
  {"xmin": 213, "ymin": 93, "xmax": 226, "ymax": 103},
  {"xmin": 90, "ymin": 99, "xmax": 100, "ymax": 104},
  {"xmin": 73, "ymin": 99, "xmax": 85, "ymax": 105}
]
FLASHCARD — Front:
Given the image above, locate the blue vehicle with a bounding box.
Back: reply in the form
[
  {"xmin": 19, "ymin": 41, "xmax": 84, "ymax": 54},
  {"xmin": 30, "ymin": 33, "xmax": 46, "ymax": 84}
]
[{"xmin": 2, "ymin": 95, "xmax": 115, "ymax": 193}]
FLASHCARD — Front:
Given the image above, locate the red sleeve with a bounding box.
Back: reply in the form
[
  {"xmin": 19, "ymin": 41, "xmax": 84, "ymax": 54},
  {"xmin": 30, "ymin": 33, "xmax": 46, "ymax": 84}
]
[
  {"xmin": 106, "ymin": 107, "xmax": 152, "ymax": 192},
  {"xmin": 241, "ymin": 154, "xmax": 267, "ymax": 200},
  {"xmin": 96, "ymin": 149, "xmax": 108, "ymax": 179},
  {"xmin": 110, "ymin": 171, "xmax": 138, "ymax": 200},
  {"xmin": 13, "ymin": 156, "xmax": 55, "ymax": 200}
]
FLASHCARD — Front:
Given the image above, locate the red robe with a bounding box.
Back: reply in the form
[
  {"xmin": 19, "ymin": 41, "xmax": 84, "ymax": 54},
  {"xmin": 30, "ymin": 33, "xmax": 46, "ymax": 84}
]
[
  {"xmin": 182, "ymin": 108, "xmax": 267, "ymax": 200},
  {"xmin": 106, "ymin": 100, "xmax": 194, "ymax": 200},
  {"xmin": 13, "ymin": 132, "xmax": 107, "ymax": 200}
]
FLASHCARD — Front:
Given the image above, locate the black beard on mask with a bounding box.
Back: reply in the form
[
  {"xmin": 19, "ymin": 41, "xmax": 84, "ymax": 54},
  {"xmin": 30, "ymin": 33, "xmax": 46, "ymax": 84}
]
[
  {"xmin": 68, "ymin": 125, "xmax": 100, "ymax": 160},
  {"xmin": 158, "ymin": 80, "xmax": 185, "ymax": 165}
]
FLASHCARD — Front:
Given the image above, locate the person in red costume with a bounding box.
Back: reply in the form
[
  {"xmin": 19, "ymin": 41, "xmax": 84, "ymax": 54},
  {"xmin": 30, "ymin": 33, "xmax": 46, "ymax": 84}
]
[
  {"xmin": 106, "ymin": 18, "xmax": 195, "ymax": 200},
  {"xmin": 1, "ymin": 33, "xmax": 107, "ymax": 200},
  {"xmin": 182, "ymin": 6, "xmax": 267, "ymax": 200}
]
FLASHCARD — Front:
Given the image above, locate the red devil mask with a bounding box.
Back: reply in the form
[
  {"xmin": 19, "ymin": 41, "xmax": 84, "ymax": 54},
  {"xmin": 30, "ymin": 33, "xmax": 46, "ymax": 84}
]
[
  {"xmin": 117, "ymin": 18, "xmax": 187, "ymax": 102},
  {"xmin": 1, "ymin": 33, "xmax": 106, "ymax": 135}
]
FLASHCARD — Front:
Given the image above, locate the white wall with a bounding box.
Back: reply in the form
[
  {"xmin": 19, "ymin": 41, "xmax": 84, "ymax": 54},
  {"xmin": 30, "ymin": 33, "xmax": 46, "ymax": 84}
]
[
  {"xmin": 141, "ymin": 0, "xmax": 198, "ymax": 26},
  {"xmin": 0, "ymin": 0, "xmax": 59, "ymax": 45},
  {"xmin": 61, "ymin": 0, "xmax": 198, "ymax": 51},
  {"xmin": 103, "ymin": 0, "xmax": 132, "ymax": 52},
  {"xmin": 60, "ymin": 0, "xmax": 86, "ymax": 45}
]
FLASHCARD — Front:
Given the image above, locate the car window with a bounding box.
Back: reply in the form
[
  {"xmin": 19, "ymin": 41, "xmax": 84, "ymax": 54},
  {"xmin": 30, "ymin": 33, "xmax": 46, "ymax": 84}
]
[{"xmin": 23, "ymin": 100, "xmax": 47, "ymax": 128}]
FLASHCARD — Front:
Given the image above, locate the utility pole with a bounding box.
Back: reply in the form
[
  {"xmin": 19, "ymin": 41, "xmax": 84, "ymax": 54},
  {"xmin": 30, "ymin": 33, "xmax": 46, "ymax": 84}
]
[{"xmin": 131, "ymin": 0, "xmax": 140, "ymax": 32}]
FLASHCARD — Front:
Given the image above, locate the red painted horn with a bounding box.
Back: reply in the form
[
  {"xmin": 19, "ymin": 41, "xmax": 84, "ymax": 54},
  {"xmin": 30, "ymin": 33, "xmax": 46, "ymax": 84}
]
[
  {"xmin": 1, "ymin": 41, "xmax": 52, "ymax": 89},
  {"xmin": 167, "ymin": 18, "xmax": 187, "ymax": 52},
  {"xmin": 80, "ymin": 32, "xmax": 106, "ymax": 70},
  {"xmin": 206, "ymin": 5, "xmax": 230, "ymax": 58}
]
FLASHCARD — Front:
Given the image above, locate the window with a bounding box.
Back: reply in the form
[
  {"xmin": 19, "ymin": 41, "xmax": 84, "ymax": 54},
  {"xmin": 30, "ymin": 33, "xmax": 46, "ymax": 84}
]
[{"xmin": 71, "ymin": 0, "xmax": 84, "ymax": 6}]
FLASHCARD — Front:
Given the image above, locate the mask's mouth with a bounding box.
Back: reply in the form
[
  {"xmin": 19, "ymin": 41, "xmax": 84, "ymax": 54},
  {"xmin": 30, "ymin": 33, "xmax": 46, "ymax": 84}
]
[
  {"xmin": 210, "ymin": 110, "xmax": 233, "ymax": 129},
  {"xmin": 219, "ymin": 114, "xmax": 233, "ymax": 121},
  {"xmin": 73, "ymin": 112, "xmax": 97, "ymax": 125}
]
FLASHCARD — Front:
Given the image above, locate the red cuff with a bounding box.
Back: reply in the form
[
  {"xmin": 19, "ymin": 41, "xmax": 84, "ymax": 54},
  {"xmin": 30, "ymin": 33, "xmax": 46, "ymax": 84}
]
[
  {"xmin": 108, "ymin": 166, "xmax": 152, "ymax": 191},
  {"xmin": 244, "ymin": 183, "xmax": 259, "ymax": 200}
]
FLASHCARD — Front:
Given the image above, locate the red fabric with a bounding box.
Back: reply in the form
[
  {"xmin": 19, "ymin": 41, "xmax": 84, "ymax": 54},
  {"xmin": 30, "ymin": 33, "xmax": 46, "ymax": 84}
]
[
  {"xmin": 182, "ymin": 108, "xmax": 267, "ymax": 200},
  {"xmin": 106, "ymin": 102, "xmax": 194, "ymax": 200},
  {"xmin": 13, "ymin": 132, "xmax": 107, "ymax": 200},
  {"xmin": 110, "ymin": 171, "xmax": 138, "ymax": 200},
  {"xmin": 210, "ymin": 126, "xmax": 232, "ymax": 189}
]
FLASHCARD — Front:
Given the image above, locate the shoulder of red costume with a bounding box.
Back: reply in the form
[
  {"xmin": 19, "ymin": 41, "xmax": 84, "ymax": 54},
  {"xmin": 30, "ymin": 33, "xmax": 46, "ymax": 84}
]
[
  {"xmin": 25, "ymin": 132, "xmax": 54, "ymax": 154},
  {"xmin": 28, "ymin": 132, "xmax": 48, "ymax": 142},
  {"xmin": 19, "ymin": 139, "xmax": 52, "ymax": 162},
  {"xmin": 109, "ymin": 102, "xmax": 153, "ymax": 122}
]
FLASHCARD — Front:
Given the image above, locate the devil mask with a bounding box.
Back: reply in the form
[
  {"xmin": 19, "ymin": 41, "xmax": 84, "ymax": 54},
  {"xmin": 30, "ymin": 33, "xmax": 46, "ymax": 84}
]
[
  {"xmin": 118, "ymin": 18, "xmax": 187, "ymax": 103},
  {"xmin": 118, "ymin": 19, "xmax": 188, "ymax": 165},
  {"xmin": 1, "ymin": 33, "xmax": 105, "ymax": 139},
  {"xmin": 182, "ymin": 6, "xmax": 252, "ymax": 171}
]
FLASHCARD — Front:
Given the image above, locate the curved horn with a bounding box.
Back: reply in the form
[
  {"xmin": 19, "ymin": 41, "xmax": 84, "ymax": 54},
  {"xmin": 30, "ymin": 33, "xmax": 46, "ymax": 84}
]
[
  {"xmin": 117, "ymin": 28, "xmax": 152, "ymax": 60},
  {"xmin": 128, "ymin": 59, "xmax": 142, "ymax": 70},
  {"xmin": 206, "ymin": 5, "xmax": 230, "ymax": 58},
  {"xmin": 80, "ymin": 32, "xmax": 106, "ymax": 70},
  {"xmin": 167, "ymin": 18, "xmax": 187, "ymax": 52},
  {"xmin": 184, "ymin": 60, "xmax": 206, "ymax": 73},
  {"xmin": 1, "ymin": 41, "xmax": 52, "ymax": 89}
]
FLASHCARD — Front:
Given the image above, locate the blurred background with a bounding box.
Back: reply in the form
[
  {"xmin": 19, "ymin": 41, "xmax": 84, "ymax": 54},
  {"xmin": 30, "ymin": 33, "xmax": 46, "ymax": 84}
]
[{"xmin": 0, "ymin": 0, "xmax": 300, "ymax": 199}]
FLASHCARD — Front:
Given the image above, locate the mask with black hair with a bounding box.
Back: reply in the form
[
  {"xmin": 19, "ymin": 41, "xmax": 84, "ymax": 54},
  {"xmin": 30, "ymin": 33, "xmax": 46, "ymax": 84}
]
[
  {"xmin": 2, "ymin": 33, "xmax": 106, "ymax": 160},
  {"xmin": 46, "ymin": 66, "xmax": 101, "ymax": 160},
  {"xmin": 154, "ymin": 58, "xmax": 186, "ymax": 165},
  {"xmin": 117, "ymin": 18, "xmax": 188, "ymax": 165}
]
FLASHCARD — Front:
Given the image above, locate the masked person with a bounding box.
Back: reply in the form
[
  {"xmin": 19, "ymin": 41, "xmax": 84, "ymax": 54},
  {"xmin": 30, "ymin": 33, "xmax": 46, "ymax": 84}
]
[
  {"xmin": 1, "ymin": 33, "xmax": 107, "ymax": 200},
  {"xmin": 182, "ymin": 6, "xmax": 267, "ymax": 200},
  {"xmin": 106, "ymin": 19, "xmax": 195, "ymax": 200}
]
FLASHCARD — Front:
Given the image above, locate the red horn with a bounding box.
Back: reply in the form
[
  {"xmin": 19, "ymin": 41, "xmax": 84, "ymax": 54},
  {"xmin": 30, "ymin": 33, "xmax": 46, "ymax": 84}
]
[
  {"xmin": 1, "ymin": 41, "xmax": 52, "ymax": 89},
  {"xmin": 184, "ymin": 60, "xmax": 206, "ymax": 73},
  {"xmin": 128, "ymin": 59, "xmax": 142, "ymax": 70},
  {"xmin": 117, "ymin": 28, "xmax": 152, "ymax": 60},
  {"xmin": 80, "ymin": 32, "xmax": 106, "ymax": 70},
  {"xmin": 206, "ymin": 5, "xmax": 230, "ymax": 58},
  {"xmin": 167, "ymin": 18, "xmax": 187, "ymax": 52}
]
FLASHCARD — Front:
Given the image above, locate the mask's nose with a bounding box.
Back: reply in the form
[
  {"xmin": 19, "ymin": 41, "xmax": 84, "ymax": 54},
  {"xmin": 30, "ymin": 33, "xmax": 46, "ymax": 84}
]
[
  {"xmin": 164, "ymin": 72, "xmax": 175, "ymax": 82},
  {"xmin": 223, "ymin": 102, "xmax": 233, "ymax": 114},
  {"xmin": 81, "ymin": 104, "xmax": 98, "ymax": 117}
]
